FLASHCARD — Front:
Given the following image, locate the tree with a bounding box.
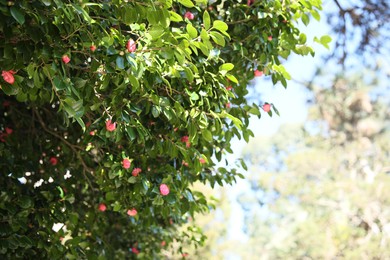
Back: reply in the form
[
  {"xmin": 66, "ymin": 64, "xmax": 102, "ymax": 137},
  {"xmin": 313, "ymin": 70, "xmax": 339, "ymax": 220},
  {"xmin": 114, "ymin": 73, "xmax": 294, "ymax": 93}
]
[
  {"xmin": 240, "ymin": 72, "xmax": 390, "ymax": 259},
  {"xmin": 0, "ymin": 0, "xmax": 323, "ymax": 258}
]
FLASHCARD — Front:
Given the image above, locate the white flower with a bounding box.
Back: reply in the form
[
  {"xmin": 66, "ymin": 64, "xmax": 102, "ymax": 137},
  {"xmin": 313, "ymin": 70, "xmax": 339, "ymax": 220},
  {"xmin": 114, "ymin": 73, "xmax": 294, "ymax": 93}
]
[
  {"xmin": 34, "ymin": 179, "xmax": 44, "ymax": 188},
  {"xmin": 64, "ymin": 170, "xmax": 72, "ymax": 179},
  {"xmin": 52, "ymin": 223, "xmax": 64, "ymax": 232},
  {"xmin": 48, "ymin": 177, "xmax": 54, "ymax": 183},
  {"xmin": 18, "ymin": 177, "xmax": 27, "ymax": 184}
]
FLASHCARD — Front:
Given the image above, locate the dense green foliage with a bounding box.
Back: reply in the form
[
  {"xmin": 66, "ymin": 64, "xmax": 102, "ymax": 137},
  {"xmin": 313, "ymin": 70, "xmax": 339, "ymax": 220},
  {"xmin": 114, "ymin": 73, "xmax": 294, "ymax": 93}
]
[{"xmin": 0, "ymin": 0, "xmax": 323, "ymax": 258}]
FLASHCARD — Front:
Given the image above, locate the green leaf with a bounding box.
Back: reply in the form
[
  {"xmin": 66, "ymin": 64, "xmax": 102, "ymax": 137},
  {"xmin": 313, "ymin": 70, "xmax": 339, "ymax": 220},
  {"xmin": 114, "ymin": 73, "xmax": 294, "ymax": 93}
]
[
  {"xmin": 212, "ymin": 20, "xmax": 228, "ymax": 32},
  {"xmin": 219, "ymin": 63, "xmax": 234, "ymax": 72},
  {"xmin": 203, "ymin": 11, "xmax": 211, "ymax": 30},
  {"xmin": 210, "ymin": 31, "xmax": 225, "ymax": 46},
  {"xmin": 186, "ymin": 23, "xmax": 198, "ymax": 39},
  {"xmin": 169, "ymin": 11, "xmax": 183, "ymax": 22},
  {"xmin": 116, "ymin": 56, "xmax": 125, "ymax": 70},
  {"xmin": 10, "ymin": 7, "xmax": 25, "ymax": 25},
  {"xmin": 178, "ymin": 0, "xmax": 194, "ymax": 8}
]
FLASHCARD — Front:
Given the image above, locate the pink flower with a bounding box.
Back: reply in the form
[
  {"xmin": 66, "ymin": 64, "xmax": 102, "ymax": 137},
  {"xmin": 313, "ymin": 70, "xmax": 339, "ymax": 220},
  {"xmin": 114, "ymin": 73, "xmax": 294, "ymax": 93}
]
[
  {"xmin": 161, "ymin": 241, "xmax": 166, "ymax": 246},
  {"xmin": 2, "ymin": 70, "xmax": 16, "ymax": 85},
  {"xmin": 98, "ymin": 203, "xmax": 107, "ymax": 212},
  {"xmin": 247, "ymin": 0, "xmax": 254, "ymax": 6},
  {"xmin": 262, "ymin": 103, "xmax": 271, "ymax": 112},
  {"xmin": 90, "ymin": 45, "xmax": 97, "ymax": 52},
  {"xmin": 62, "ymin": 55, "xmax": 70, "ymax": 64},
  {"xmin": 159, "ymin": 184, "xmax": 170, "ymax": 196},
  {"xmin": 184, "ymin": 11, "xmax": 194, "ymax": 20},
  {"xmin": 127, "ymin": 208, "xmax": 137, "ymax": 217},
  {"xmin": 132, "ymin": 247, "xmax": 140, "ymax": 254},
  {"xmin": 226, "ymin": 85, "xmax": 233, "ymax": 91},
  {"xmin": 89, "ymin": 130, "xmax": 95, "ymax": 136},
  {"xmin": 182, "ymin": 160, "xmax": 189, "ymax": 167},
  {"xmin": 225, "ymin": 103, "xmax": 231, "ymax": 108},
  {"xmin": 122, "ymin": 158, "xmax": 131, "ymax": 169},
  {"xmin": 50, "ymin": 157, "xmax": 58, "ymax": 166},
  {"xmin": 199, "ymin": 158, "xmax": 206, "ymax": 164},
  {"xmin": 105, "ymin": 120, "xmax": 116, "ymax": 131},
  {"xmin": 5, "ymin": 127, "xmax": 12, "ymax": 134},
  {"xmin": 268, "ymin": 35, "xmax": 273, "ymax": 41},
  {"xmin": 182, "ymin": 253, "xmax": 189, "ymax": 258},
  {"xmin": 132, "ymin": 167, "xmax": 142, "ymax": 177},
  {"xmin": 126, "ymin": 39, "xmax": 136, "ymax": 53},
  {"xmin": 254, "ymin": 69, "xmax": 263, "ymax": 77},
  {"xmin": 181, "ymin": 136, "xmax": 190, "ymax": 148}
]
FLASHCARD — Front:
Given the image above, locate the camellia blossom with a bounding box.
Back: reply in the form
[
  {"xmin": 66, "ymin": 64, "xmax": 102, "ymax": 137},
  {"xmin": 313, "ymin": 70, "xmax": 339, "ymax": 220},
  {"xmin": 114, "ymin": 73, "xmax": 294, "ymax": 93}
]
[
  {"xmin": 127, "ymin": 208, "xmax": 137, "ymax": 217},
  {"xmin": 184, "ymin": 11, "xmax": 194, "ymax": 20},
  {"xmin": 62, "ymin": 55, "xmax": 70, "ymax": 64},
  {"xmin": 161, "ymin": 241, "xmax": 166, "ymax": 246},
  {"xmin": 247, "ymin": 0, "xmax": 254, "ymax": 6},
  {"xmin": 127, "ymin": 39, "xmax": 136, "ymax": 53},
  {"xmin": 226, "ymin": 85, "xmax": 233, "ymax": 91},
  {"xmin": 268, "ymin": 35, "xmax": 273, "ymax": 41},
  {"xmin": 50, "ymin": 157, "xmax": 58, "ymax": 166},
  {"xmin": 122, "ymin": 158, "xmax": 131, "ymax": 169},
  {"xmin": 199, "ymin": 158, "xmax": 206, "ymax": 164},
  {"xmin": 98, "ymin": 203, "xmax": 107, "ymax": 212},
  {"xmin": 105, "ymin": 120, "xmax": 116, "ymax": 131},
  {"xmin": 132, "ymin": 168, "xmax": 142, "ymax": 177},
  {"xmin": 2, "ymin": 70, "xmax": 16, "ymax": 84},
  {"xmin": 159, "ymin": 184, "xmax": 170, "ymax": 196},
  {"xmin": 181, "ymin": 135, "xmax": 190, "ymax": 148},
  {"xmin": 262, "ymin": 103, "xmax": 271, "ymax": 112},
  {"xmin": 5, "ymin": 127, "xmax": 12, "ymax": 134},
  {"xmin": 132, "ymin": 247, "xmax": 140, "ymax": 254},
  {"xmin": 254, "ymin": 69, "xmax": 263, "ymax": 77},
  {"xmin": 90, "ymin": 45, "xmax": 97, "ymax": 52}
]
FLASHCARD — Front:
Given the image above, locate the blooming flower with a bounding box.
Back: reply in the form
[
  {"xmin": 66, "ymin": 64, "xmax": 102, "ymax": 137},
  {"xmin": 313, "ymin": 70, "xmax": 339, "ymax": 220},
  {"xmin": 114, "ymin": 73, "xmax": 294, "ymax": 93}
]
[
  {"xmin": 225, "ymin": 103, "xmax": 231, "ymax": 108},
  {"xmin": 132, "ymin": 167, "xmax": 142, "ymax": 177},
  {"xmin": 226, "ymin": 85, "xmax": 233, "ymax": 91},
  {"xmin": 262, "ymin": 103, "xmax": 271, "ymax": 112},
  {"xmin": 159, "ymin": 184, "xmax": 170, "ymax": 196},
  {"xmin": 62, "ymin": 55, "xmax": 70, "ymax": 64},
  {"xmin": 105, "ymin": 120, "xmax": 116, "ymax": 131},
  {"xmin": 181, "ymin": 135, "xmax": 190, "ymax": 148},
  {"xmin": 50, "ymin": 157, "xmax": 58, "ymax": 166},
  {"xmin": 5, "ymin": 127, "xmax": 12, "ymax": 134},
  {"xmin": 2, "ymin": 70, "xmax": 16, "ymax": 84},
  {"xmin": 132, "ymin": 247, "xmax": 140, "ymax": 254},
  {"xmin": 254, "ymin": 69, "xmax": 263, "ymax": 77},
  {"xmin": 127, "ymin": 208, "xmax": 137, "ymax": 217},
  {"xmin": 52, "ymin": 223, "xmax": 64, "ymax": 232},
  {"xmin": 98, "ymin": 203, "xmax": 107, "ymax": 212},
  {"xmin": 122, "ymin": 158, "xmax": 131, "ymax": 169},
  {"xmin": 161, "ymin": 241, "xmax": 166, "ymax": 246},
  {"xmin": 127, "ymin": 39, "xmax": 136, "ymax": 53},
  {"xmin": 199, "ymin": 158, "xmax": 206, "ymax": 164},
  {"xmin": 184, "ymin": 11, "xmax": 194, "ymax": 20},
  {"xmin": 90, "ymin": 45, "xmax": 97, "ymax": 52},
  {"xmin": 268, "ymin": 35, "xmax": 273, "ymax": 41}
]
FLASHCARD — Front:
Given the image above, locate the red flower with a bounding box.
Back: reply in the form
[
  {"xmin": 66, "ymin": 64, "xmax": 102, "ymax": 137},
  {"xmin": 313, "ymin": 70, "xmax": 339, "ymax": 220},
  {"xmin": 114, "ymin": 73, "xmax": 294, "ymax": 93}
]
[
  {"xmin": 262, "ymin": 103, "xmax": 271, "ymax": 112},
  {"xmin": 127, "ymin": 208, "xmax": 137, "ymax": 217},
  {"xmin": 226, "ymin": 86, "xmax": 233, "ymax": 91},
  {"xmin": 184, "ymin": 11, "xmax": 194, "ymax": 20},
  {"xmin": 132, "ymin": 247, "xmax": 140, "ymax": 254},
  {"xmin": 90, "ymin": 45, "xmax": 97, "ymax": 52},
  {"xmin": 122, "ymin": 158, "xmax": 131, "ymax": 169},
  {"xmin": 62, "ymin": 55, "xmax": 70, "ymax": 64},
  {"xmin": 89, "ymin": 130, "xmax": 95, "ymax": 136},
  {"xmin": 268, "ymin": 35, "xmax": 273, "ymax": 41},
  {"xmin": 254, "ymin": 69, "xmax": 263, "ymax": 77},
  {"xmin": 199, "ymin": 158, "xmax": 206, "ymax": 164},
  {"xmin": 247, "ymin": 0, "xmax": 254, "ymax": 6},
  {"xmin": 50, "ymin": 157, "xmax": 58, "ymax": 166},
  {"xmin": 161, "ymin": 241, "xmax": 166, "ymax": 246},
  {"xmin": 126, "ymin": 39, "xmax": 136, "ymax": 53},
  {"xmin": 2, "ymin": 70, "xmax": 16, "ymax": 85},
  {"xmin": 132, "ymin": 167, "xmax": 142, "ymax": 177},
  {"xmin": 225, "ymin": 103, "xmax": 231, "ymax": 108},
  {"xmin": 159, "ymin": 184, "xmax": 170, "ymax": 196},
  {"xmin": 98, "ymin": 203, "xmax": 107, "ymax": 212},
  {"xmin": 181, "ymin": 135, "xmax": 190, "ymax": 148},
  {"xmin": 5, "ymin": 127, "xmax": 12, "ymax": 134},
  {"xmin": 105, "ymin": 120, "xmax": 116, "ymax": 131}
]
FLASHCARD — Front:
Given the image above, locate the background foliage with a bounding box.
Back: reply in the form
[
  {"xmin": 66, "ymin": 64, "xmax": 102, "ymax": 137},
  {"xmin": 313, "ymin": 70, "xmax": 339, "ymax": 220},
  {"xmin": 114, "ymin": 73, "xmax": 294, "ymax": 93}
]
[{"xmin": 0, "ymin": 0, "xmax": 324, "ymax": 258}]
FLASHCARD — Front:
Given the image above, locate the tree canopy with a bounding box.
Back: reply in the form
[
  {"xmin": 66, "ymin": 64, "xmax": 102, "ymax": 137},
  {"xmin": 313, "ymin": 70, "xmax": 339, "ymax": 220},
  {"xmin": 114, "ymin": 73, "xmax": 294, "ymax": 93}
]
[{"xmin": 0, "ymin": 0, "xmax": 324, "ymax": 258}]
